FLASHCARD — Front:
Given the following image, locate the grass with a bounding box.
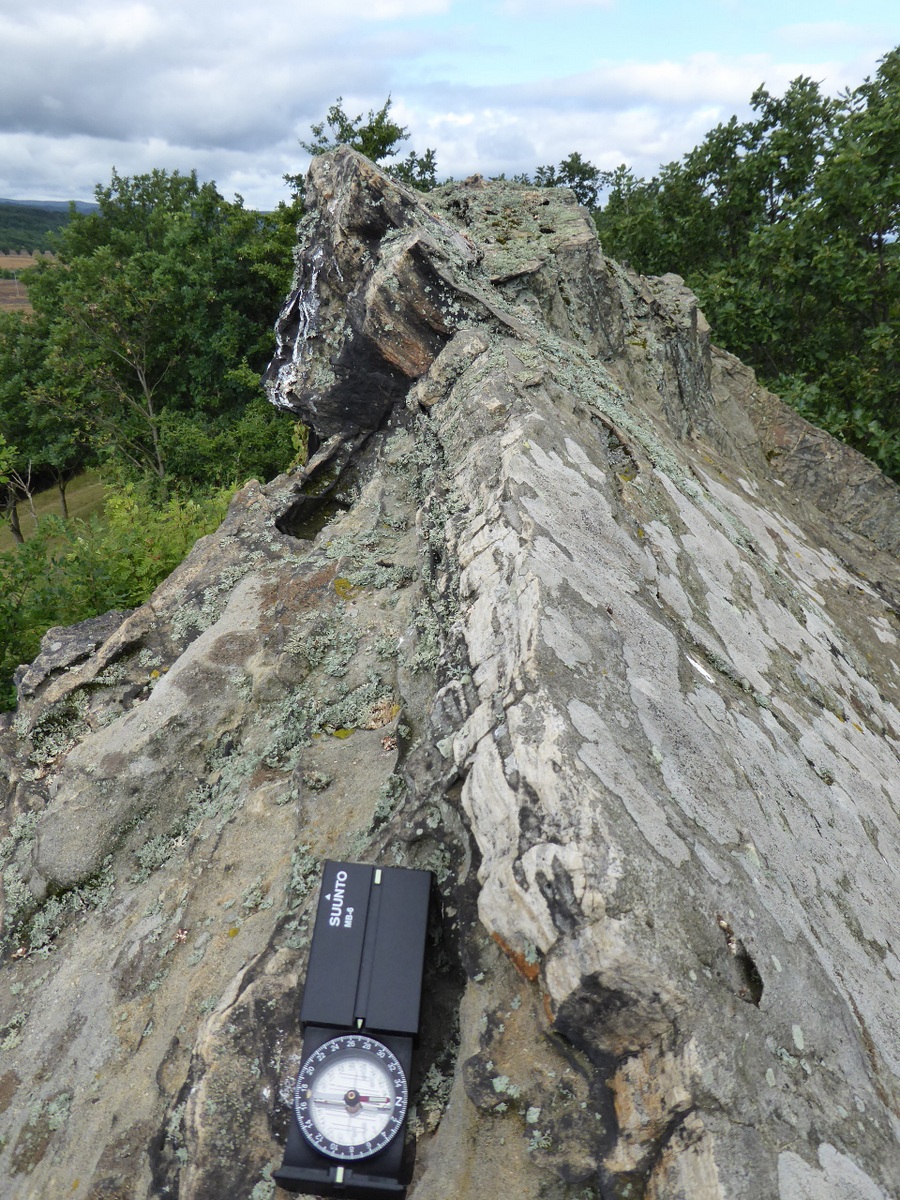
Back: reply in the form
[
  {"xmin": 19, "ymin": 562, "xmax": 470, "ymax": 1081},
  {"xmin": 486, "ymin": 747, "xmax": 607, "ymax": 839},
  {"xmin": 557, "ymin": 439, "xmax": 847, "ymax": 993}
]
[{"xmin": 0, "ymin": 471, "xmax": 107, "ymax": 552}]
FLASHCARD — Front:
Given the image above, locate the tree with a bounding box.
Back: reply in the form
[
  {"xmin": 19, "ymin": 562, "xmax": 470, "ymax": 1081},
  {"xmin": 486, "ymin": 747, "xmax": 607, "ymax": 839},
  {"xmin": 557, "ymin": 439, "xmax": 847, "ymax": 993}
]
[
  {"xmin": 286, "ymin": 97, "xmax": 439, "ymax": 196},
  {"xmin": 535, "ymin": 152, "xmax": 603, "ymax": 209},
  {"xmin": 0, "ymin": 308, "xmax": 87, "ymax": 538},
  {"xmin": 390, "ymin": 147, "xmax": 439, "ymax": 192},
  {"xmin": 0, "ymin": 432, "xmax": 13, "ymax": 485},
  {"xmin": 596, "ymin": 75, "xmax": 839, "ymax": 276},
  {"xmin": 20, "ymin": 169, "xmax": 299, "ymax": 496},
  {"xmin": 595, "ymin": 50, "xmax": 900, "ymax": 479},
  {"xmin": 0, "ymin": 487, "xmax": 230, "ymax": 709},
  {"xmin": 300, "ymin": 96, "xmax": 410, "ymax": 163},
  {"xmin": 0, "ymin": 168, "xmax": 304, "ymax": 707}
]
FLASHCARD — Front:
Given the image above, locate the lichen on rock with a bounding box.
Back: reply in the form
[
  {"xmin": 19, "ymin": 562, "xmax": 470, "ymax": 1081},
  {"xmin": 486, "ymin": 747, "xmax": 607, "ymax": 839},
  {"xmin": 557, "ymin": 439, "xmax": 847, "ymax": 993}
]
[{"xmin": 1, "ymin": 148, "xmax": 899, "ymax": 1199}]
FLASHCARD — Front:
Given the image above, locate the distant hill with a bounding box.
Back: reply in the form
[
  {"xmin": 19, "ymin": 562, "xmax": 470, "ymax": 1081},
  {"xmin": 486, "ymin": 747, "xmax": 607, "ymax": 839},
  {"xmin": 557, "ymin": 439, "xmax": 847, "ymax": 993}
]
[
  {"xmin": 0, "ymin": 198, "xmax": 98, "ymax": 253},
  {"xmin": 0, "ymin": 197, "xmax": 98, "ymax": 213}
]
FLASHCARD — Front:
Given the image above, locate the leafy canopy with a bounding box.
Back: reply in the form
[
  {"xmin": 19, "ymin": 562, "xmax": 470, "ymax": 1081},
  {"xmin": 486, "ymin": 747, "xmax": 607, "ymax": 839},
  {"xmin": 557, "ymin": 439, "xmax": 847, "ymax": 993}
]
[
  {"xmin": 9, "ymin": 168, "xmax": 300, "ymax": 497},
  {"xmin": 0, "ymin": 167, "xmax": 305, "ymax": 703},
  {"xmin": 0, "ymin": 486, "xmax": 230, "ymax": 710},
  {"xmin": 286, "ymin": 96, "xmax": 438, "ymax": 195},
  {"xmin": 0, "ymin": 432, "xmax": 13, "ymax": 485},
  {"xmin": 595, "ymin": 49, "xmax": 900, "ymax": 479},
  {"xmin": 534, "ymin": 152, "xmax": 604, "ymax": 209}
]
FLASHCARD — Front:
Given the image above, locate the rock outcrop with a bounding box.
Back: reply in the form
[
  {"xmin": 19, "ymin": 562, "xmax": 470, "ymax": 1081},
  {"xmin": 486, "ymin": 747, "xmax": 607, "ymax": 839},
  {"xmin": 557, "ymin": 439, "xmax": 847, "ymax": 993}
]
[{"xmin": 1, "ymin": 148, "xmax": 899, "ymax": 1200}]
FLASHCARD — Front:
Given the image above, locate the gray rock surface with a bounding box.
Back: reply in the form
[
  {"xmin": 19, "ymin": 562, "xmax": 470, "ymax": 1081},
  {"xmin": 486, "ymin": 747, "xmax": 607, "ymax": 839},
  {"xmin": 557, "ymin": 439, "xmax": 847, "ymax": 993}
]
[{"xmin": 1, "ymin": 148, "xmax": 898, "ymax": 1199}]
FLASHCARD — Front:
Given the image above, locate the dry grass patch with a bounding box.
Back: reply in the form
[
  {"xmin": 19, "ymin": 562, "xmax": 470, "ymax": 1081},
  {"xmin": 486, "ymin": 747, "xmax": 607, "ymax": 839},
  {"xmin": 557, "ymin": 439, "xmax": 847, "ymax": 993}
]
[
  {"xmin": 0, "ymin": 253, "xmax": 52, "ymax": 312},
  {"xmin": 0, "ymin": 279, "xmax": 31, "ymax": 312},
  {"xmin": 0, "ymin": 252, "xmax": 49, "ymax": 270},
  {"xmin": 0, "ymin": 472, "xmax": 107, "ymax": 552}
]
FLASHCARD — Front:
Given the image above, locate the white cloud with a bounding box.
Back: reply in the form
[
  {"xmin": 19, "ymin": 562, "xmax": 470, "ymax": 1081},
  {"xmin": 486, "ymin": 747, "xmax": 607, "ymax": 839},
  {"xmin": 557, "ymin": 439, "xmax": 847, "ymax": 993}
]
[
  {"xmin": 0, "ymin": 129, "xmax": 293, "ymax": 210},
  {"xmin": 0, "ymin": 0, "xmax": 892, "ymax": 207},
  {"xmin": 515, "ymin": 52, "xmax": 843, "ymax": 109},
  {"xmin": 399, "ymin": 49, "xmax": 863, "ymax": 183},
  {"xmin": 0, "ymin": 3, "xmax": 162, "ymax": 51},
  {"xmin": 0, "ymin": 1, "xmax": 407, "ymax": 151},
  {"xmin": 352, "ymin": 0, "xmax": 450, "ymax": 15}
]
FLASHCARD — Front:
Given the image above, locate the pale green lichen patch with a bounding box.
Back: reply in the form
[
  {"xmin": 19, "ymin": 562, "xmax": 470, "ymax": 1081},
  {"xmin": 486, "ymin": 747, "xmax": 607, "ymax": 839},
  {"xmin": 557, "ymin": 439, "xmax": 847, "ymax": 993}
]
[
  {"xmin": 371, "ymin": 773, "xmax": 407, "ymax": 829},
  {"xmin": 287, "ymin": 603, "xmax": 360, "ymax": 676},
  {"xmin": 0, "ymin": 812, "xmax": 38, "ymax": 866},
  {"xmin": 10, "ymin": 1091, "xmax": 71, "ymax": 1174},
  {"xmin": 2, "ymin": 855, "xmax": 116, "ymax": 957},
  {"xmin": 15, "ymin": 692, "xmax": 90, "ymax": 766},
  {"xmin": 0, "ymin": 1012, "xmax": 28, "ymax": 1053},
  {"xmin": 170, "ymin": 554, "xmax": 267, "ymax": 642}
]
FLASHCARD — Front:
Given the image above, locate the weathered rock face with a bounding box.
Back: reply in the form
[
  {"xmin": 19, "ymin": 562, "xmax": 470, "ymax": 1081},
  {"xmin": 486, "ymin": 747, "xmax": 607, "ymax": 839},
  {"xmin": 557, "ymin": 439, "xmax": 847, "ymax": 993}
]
[{"xmin": 2, "ymin": 147, "xmax": 899, "ymax": 1200}]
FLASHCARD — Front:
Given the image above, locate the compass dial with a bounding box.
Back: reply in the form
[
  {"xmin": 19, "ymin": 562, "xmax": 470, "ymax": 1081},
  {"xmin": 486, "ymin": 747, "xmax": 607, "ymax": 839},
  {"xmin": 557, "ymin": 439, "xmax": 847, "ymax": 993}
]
[{"xmin": 294, "ymin": 1035, "xmax": 408, "ymax": 1161}]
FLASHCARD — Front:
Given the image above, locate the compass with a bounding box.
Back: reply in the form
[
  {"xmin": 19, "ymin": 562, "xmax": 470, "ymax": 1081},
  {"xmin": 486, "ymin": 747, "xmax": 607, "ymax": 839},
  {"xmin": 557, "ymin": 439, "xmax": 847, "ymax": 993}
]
[
  {"xmin": 295, "ymin": 1035, "xmax": 409, "ymax": 1160},
  {"xmin": 274, "ymin": 861, "xmax": 431, "ymax": 1197}
]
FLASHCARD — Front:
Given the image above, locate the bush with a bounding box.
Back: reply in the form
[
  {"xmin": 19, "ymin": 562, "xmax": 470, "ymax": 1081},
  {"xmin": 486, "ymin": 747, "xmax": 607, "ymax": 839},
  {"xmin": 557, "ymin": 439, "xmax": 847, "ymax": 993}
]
[{"xmin": 0, "ymin": 485, "xmax": 231, "ymax": 710}]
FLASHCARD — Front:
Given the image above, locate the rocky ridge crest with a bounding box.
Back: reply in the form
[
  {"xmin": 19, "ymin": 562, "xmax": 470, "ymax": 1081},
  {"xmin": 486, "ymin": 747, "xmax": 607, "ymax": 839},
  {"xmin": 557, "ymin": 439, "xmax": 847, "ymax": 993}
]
[{"xmin": 1, "ymin": 148, "xmax": 898, "ymax": 1200}]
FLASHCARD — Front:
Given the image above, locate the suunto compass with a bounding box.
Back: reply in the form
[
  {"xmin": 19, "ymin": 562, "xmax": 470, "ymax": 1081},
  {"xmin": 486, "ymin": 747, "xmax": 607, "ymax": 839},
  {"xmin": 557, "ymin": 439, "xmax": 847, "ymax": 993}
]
[{"xmin": 274, "ymin": 861, "xmax": 431, "ymax": 1198}]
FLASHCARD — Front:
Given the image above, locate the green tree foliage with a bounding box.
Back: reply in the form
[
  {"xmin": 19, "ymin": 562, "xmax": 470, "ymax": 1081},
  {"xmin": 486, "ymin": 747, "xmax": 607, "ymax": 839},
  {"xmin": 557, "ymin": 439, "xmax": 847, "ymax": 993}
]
[
  {"xmin": 595, "ymin": 51, "xmax": 900, "ymax": 479},
  {"xmin": 292, "ymin": 95, "xmax": 603, "ymax": 203},
  {"xmin": 0, "ymin": 486, "xmax": 230, "ymax": 709},
  {"xmin": 0, "ymin": 432, "xmax": 13, "ymax": 483},
  {"xmin": 286, "ymin": 96, "xmax": 439, "ymax": 195},
  {"xmin": 12, "ymin": 169, "xmax": 299, "ymax": 497},
  {"xmin": 300, "ymin": 95, "xmax": 411, "ymax": 163},
  {"xmin": 0, "ymin": 308, "xmax": 87, "ymax": 538},
  {"xmin": 0, "ymin": 168, "xmax": 303, "ymax": 705},
  {"xmin": 534, "ymin": 152, "xmax": 603, "ymax": 209}
]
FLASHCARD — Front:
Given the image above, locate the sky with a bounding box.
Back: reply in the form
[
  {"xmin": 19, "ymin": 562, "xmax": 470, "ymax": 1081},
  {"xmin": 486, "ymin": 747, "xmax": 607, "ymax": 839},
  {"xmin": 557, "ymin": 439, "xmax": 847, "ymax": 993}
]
[{"xmin": 0, "ymin": 0, "xmax": 898, "ymax": 210}]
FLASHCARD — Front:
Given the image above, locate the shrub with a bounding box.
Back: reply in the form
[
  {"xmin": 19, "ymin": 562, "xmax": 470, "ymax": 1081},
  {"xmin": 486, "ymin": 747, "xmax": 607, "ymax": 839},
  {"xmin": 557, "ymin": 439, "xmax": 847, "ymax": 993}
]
[{"xmin": 0, "ymin": 485, "xmax": 231, "ymax": 709}]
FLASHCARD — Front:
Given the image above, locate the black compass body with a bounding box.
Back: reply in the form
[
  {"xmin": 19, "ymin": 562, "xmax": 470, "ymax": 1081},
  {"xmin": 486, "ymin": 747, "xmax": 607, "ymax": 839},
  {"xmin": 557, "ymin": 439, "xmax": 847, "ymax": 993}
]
[{"xmin": 274, "ymin": 861, "xmax": 431, "ymax": 1198}]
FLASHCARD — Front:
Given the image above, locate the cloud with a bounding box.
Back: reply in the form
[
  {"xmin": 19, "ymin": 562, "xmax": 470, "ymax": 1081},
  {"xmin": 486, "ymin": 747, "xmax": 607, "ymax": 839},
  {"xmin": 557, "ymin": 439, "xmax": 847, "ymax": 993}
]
[
  {"xmin": 0, "ymin": 3, "xmax": 163, "ymax": 53},
  {"xmin": 0, "ymin": 0, "xmax": 891, "ymax": 208},
  {"xmin": 489, "ymin": 52, "xmax": 846, "ymax": 111},
  {"xmin": 0, "ymin": 127, "xmax": 308, "ymax": 211},
  {"xmin": 399, "ymin": 50, "xmax": 859, "ymax": 182},
  {"xmin": 0, "ymin": 0, "xmax": 461, "ymax": 202},
  {"xmin": 0, "ymin": 0, "xmax": 436, "ymax": 147},
  {"xmin": 473, "ymin": 122, "xmax": 537, "ymax": 167},
  {"xmin": 421, "ymin": 98, "xmax": 721, "ymax": 182}
]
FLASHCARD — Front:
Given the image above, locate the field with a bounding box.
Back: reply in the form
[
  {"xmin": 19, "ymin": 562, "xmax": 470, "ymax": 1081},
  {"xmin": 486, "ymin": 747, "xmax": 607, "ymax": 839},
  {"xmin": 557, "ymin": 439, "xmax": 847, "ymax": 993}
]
[
  {"xmin": 0, "ymin": 252, "xmax": 45, "ymax": 312},
  {"xmin": 0, "ymin": 471, "xmax": 106, "ymax": 552},
  {"xmin": 0, "ymin": 279, "xmax": 32, "ymax": 312},
  {"xmin": 0, "ymin": 253, "xmax": 42, "ymax": 269}
]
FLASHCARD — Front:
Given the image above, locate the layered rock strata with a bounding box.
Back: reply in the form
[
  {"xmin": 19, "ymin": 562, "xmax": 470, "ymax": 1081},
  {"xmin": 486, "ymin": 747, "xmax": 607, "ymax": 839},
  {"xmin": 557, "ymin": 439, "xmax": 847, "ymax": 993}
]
[{"xmin": 1, "ymin": 148, "xmax": 898, "ymax": 1200}]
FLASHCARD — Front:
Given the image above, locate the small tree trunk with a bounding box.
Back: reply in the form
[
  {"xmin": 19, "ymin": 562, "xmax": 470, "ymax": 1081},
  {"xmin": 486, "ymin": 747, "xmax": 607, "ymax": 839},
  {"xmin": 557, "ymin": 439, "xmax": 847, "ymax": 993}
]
[
  {"xmin": 11, "ymin": 465, "xmax": 37, "ymax": 525},
  {"xmin": 57, "ymin": 476, "xmax": 69, "ymax": 520},
  {"xmin": 3, "ymin": 492, "xmax": 25, "ymax": 544}
]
